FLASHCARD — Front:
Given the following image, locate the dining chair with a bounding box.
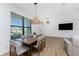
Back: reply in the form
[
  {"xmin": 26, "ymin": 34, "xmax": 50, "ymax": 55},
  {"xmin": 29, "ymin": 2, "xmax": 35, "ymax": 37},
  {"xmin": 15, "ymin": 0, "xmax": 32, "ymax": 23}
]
[
  {"xmin": 41, "ymin": 36, "xmax": 46, "ymax": 48},
  {"xmin": 10, "ymin": 39, "xmax": 29, "ymax": 56},
  {"xmin": 33, "ymin": 36, "xmax": 45, "ymax": 56}
]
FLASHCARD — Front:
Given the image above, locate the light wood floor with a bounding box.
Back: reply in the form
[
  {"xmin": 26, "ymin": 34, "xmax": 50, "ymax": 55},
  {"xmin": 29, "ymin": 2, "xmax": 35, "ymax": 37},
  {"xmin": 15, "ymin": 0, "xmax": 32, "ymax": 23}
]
[
  {"xmin": 1, "ymin": 37, "xmax": 67, "ymax": 56},
  {"xmin": 39, "ymin": 37, "xmax": 67, "ymax": 56}
]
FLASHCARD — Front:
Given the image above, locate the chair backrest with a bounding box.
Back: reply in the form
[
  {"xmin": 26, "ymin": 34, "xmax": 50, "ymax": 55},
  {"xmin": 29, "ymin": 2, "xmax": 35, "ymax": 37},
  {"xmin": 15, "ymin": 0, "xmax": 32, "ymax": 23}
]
[
  {"xmin": 10, "ymin": 40, "xmax": 16, "ymax": 48},
  {"xmin": 10, "ymin": 39, "xmax": 22, "ymax": 55},
  {"xmin": 37, "ymin": 35, "xmax": 46, "ymax": 47},
  {"xmin": 11, "ymin": 40, "xmax": 22, "ymax": 46},
  {"xmin": 10, "ymin": 40, "xmax": 17, "ymax": 55},
  {"xmin": 37, "ymin": 36, "xmax": 43, "ymax": 48}
]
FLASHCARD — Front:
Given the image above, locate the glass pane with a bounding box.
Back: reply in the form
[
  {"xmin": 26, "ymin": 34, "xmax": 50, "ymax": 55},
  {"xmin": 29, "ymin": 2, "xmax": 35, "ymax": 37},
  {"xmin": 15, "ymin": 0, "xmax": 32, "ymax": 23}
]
[
  {"xmin": 11, "ymin": 27, "xmax": 22, "ymax": 39},
  {"xmin": 24, "ymin": 18, "xmax": 30, "ymax": 27},
  {"xmin": 11, "ymin": 13, "xmax": 22, "ymax": 26},
  {"xmin": 24, "ymin": 28, "xmax": 31, "ymax": 36}
]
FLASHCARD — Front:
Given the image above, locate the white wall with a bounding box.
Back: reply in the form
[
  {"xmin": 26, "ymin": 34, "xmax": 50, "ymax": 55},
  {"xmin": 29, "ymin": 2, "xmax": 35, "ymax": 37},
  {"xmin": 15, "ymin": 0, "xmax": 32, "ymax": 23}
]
[
  {"xmin": 0, "ymin": 4, "xmax": 10, "ymax": 55},
  {"xmin": 0, "ymin": 3, "xmax": 31, "ymax": 55},
  {"xmin": 37, "ymin": 3, "xmax": 79, "ymax": 38}
]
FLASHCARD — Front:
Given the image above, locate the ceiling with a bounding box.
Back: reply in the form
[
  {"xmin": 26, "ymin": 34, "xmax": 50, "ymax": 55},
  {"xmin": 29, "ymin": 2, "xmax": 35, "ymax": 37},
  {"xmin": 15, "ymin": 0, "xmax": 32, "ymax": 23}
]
[{"xmin": 7, "ymin": 3, "xmax": 79, "ymax": 19}]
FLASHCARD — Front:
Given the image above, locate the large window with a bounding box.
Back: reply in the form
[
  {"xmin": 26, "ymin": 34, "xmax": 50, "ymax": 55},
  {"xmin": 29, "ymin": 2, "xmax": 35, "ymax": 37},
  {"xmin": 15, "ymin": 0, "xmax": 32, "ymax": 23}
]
[
  {"xmin": 11, "ymin": 12, "xmax": 31, "ymax": 39},
  {"xmin": 24, "ymin": 18, "xmax": 31, "ymax": 36}
]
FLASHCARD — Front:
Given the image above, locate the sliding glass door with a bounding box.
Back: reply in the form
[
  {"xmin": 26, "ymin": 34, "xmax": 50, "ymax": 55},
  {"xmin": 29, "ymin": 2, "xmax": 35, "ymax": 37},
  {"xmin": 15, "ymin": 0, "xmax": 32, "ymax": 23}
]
[{"xmin": 11, "ymin": 12, "xmax": 31, "ymax": 40}]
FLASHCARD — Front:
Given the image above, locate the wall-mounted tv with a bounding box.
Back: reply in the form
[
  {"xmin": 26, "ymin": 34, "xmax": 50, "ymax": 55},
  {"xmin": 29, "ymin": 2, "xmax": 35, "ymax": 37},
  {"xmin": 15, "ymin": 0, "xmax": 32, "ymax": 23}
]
[{"xmin": 59, "ymin": 23, "xmax": 73, "ymax": 30}]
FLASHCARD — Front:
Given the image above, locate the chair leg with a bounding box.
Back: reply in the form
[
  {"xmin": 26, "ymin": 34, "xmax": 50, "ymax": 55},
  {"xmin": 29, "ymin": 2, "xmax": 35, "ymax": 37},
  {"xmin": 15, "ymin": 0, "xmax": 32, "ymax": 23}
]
[
  {"xmin": 27, "ymin": 50, "xmax": 30, "ymax": 56},
  {"xmin": 16, "ymin": 54, "xmax": 17, "ymax": 56},
  {"xmin": 10, "ymin": 45, "xmax": 11, "ymax": 56},
  {"xmin": 38, "ymin": 49, "xmax": 40, "ymax": 56}
]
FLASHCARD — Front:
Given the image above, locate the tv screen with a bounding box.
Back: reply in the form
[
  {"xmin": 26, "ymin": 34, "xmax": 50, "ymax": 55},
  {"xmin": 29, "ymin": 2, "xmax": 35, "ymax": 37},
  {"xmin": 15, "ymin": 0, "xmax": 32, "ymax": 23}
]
[{"xmin": 59, "ymin": 23, "xmax": 73, "ymax": 30}]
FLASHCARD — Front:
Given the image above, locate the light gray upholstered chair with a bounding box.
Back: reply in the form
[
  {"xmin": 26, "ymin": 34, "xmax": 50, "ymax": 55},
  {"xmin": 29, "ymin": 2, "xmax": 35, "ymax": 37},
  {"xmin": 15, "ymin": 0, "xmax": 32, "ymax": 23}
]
[
  {"xmin": 33, "ymin": 35, "xmax": 46, "ymax": 56},
  {"xmin": 10, "ymin": 39, "xmax": 29, "ymax": 56}
]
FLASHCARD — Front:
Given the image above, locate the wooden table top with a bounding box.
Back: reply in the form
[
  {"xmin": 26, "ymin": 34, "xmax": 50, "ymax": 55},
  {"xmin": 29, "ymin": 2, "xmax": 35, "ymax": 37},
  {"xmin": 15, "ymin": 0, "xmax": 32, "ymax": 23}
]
[
  {"xmin": 23, "ymin": 36, "xmax": 37, "ymax": 45},
  {"xmin": 15, "ymin": 36, "xmax": 41, "ymax": 45}
]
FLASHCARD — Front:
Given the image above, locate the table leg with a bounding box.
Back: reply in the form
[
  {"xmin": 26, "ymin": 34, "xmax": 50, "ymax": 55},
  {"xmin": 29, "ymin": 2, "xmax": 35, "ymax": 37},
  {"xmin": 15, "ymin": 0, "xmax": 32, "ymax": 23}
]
[{"xmin": 28, "ymin": 46, "xmax": 32, "ymax": 56}]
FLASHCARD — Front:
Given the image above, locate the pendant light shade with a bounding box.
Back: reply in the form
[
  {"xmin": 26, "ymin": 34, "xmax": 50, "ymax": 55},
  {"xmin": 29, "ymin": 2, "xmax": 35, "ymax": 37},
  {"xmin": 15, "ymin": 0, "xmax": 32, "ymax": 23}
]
[
  {"xmin": 31, "ymin": 17, "xmax": 41, "ymax": 24},
  {"xmin": 31, "ymin": 3, "xmax": 41, "ymax": 24}
]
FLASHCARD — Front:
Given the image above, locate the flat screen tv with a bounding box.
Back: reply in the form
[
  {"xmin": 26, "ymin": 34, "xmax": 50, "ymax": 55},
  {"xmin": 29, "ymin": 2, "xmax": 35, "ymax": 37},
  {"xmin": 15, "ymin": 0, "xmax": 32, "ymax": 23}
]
[{"xmin": 59, "ymin": 23, "xmax": 73, "ymax": 30}]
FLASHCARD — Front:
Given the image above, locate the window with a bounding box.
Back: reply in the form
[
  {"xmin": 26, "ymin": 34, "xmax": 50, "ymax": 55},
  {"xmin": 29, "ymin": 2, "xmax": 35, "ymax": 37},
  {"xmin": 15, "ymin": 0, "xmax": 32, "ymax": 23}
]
[
  {"xmin": 24, "ymin": 18, "xmax": 31, "ymax": 36},
  {"xmin": 11, "ymin": 27, "xmax": 22, "ymax": 39},
  {"xmin": 11, "ymin": 12, "xmax": 31, "ymax": 39}
]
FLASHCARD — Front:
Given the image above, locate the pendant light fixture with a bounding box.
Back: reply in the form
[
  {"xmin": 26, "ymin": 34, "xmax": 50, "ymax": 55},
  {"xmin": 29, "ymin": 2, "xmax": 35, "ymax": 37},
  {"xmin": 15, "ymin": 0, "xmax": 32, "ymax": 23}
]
[{"xmin": 31, "ymin": 3, "xmax": 41, "ymax": 24}]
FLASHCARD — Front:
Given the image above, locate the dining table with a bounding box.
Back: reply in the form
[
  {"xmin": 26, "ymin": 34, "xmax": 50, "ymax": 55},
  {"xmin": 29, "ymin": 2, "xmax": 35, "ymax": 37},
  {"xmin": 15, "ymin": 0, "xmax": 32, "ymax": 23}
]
[
  {"xmin": 15, "ymin": 35, "xmax": 43, "ymax": 56},
  {"xmin": 21, "ymin": 36, "xmax": 37, "ymax": 56}
]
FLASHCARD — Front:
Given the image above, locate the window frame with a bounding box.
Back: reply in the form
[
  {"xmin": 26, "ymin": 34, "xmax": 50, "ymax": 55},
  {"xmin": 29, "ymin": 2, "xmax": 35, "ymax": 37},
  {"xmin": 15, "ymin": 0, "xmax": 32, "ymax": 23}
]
[{"xmin": 11, "ymin": 12, "xmax": 31, "ymax": 39}]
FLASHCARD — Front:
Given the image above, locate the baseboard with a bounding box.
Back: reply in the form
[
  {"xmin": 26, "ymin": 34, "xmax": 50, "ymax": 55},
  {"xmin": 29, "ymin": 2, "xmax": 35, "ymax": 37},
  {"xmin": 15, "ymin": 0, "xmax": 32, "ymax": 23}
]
[
  {"xmin": 46, "ymin": 36, "xmax": 64, "ymax": 38},
  {"xmin": 46, "ymin": 35, "xmax": 72, "ymax": 38}
]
